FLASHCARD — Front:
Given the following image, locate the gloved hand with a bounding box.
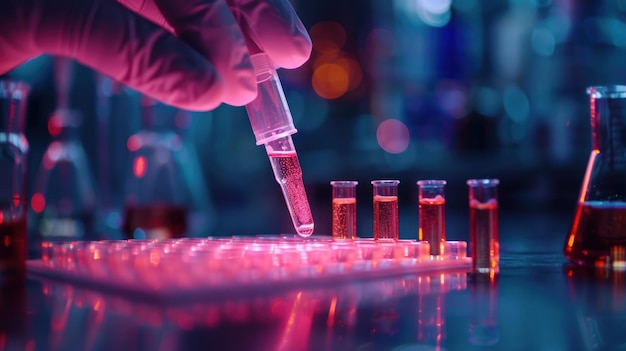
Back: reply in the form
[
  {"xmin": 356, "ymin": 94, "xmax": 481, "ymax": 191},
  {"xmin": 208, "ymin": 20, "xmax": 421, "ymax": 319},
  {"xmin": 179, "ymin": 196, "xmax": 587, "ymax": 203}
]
[{"xmin": 0, "ymin": 0, "xmax": 312, "ymax": 111}]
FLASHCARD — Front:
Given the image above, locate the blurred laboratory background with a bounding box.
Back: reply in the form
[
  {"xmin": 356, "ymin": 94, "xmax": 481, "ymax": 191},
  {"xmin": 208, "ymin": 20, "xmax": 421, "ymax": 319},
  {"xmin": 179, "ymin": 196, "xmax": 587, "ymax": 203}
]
[{"xmin": 2, "ymin": 0, "xmax": 621, "ymax": 253}]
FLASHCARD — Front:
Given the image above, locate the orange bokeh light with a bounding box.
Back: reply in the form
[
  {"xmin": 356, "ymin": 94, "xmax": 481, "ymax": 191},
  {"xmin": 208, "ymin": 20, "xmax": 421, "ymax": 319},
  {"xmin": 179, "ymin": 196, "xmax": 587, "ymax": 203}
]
[
  {"xmin": 310, "ymin": 21, "xmax": 346, "ymax": 53},
  {"xmin": 133, "ymin": 156, "xmax": 147, "ymax": 178},
  {"xmin": 312, "ymin": 63, "xmax": 349, "ymax": 99},
  {"xmin": 337, "ymin": 58, "xmax": 363, "ymax": 91}
]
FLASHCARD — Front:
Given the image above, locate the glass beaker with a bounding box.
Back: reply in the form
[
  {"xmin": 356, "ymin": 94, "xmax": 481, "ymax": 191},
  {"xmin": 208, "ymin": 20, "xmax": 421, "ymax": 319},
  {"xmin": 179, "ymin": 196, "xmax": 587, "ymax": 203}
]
[
  {"xmin": 0, "ymin": 80, "xmax": 29, "ymax": 273},
  {"xmin": 565, "ymin": 85, "xmax": 626, "ymax": 267}
]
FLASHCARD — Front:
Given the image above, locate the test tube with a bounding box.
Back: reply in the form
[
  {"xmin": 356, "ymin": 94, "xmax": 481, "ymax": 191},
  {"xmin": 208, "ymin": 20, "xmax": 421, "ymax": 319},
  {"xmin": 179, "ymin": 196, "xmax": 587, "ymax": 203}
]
[
  {"xmin": 467, "ymin": 179, "xmax": 499, "ymax": 273},
  {"xmin": 371, "ymin": 180, "xmax": 399, "ymax": 242},
  {"xmin": 331, "ymin": 181, "xmax": 358, "ymax": 240},
  {"xmin": 417, "ymin": 180, "xmax": 447, "ymax": 256}
]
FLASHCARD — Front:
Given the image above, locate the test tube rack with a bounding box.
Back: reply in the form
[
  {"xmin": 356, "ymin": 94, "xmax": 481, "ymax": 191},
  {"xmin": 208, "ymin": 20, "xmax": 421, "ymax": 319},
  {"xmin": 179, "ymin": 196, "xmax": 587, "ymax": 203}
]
[{"xmin": 27, "ymin": 236, "xmax": 471, "ymax": 302}]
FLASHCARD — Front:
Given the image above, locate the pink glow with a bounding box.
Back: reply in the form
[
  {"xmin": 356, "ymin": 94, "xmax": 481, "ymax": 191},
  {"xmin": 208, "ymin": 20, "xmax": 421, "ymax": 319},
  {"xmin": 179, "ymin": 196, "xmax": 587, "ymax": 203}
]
[{"xmin": 376, "ymin": 119, "xmax": 410, "ymax": 154}]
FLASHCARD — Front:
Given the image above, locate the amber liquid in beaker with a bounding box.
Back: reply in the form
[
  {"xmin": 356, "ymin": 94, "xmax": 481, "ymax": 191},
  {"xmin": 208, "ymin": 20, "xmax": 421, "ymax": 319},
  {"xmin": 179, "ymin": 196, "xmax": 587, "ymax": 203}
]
[
  {"xmin": 373, "ymin": 195, "xmax": 398, "ymax": 241},
  {"xmin": 332, "ymin": 197, "xmax": 356, "ymax": 240},
  {"xmin": 0, "ymin": 217, "xmax": 26, "ymax": 273},
  {"xmin": 566, "ymin": 201, "xmax": 626, "ymax": 265}
]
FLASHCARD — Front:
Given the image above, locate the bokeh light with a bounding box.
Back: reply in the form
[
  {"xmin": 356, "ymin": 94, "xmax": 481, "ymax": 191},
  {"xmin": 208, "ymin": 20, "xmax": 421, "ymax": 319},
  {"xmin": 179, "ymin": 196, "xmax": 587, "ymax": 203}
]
[
  {"xmin": 31, "ymin": 193, "xmax": 46, "ymax": 213},
  {"xmin": 376, "ymin": 119, "xmax": 410, "ymax": 154},
  {"xmin": 43, "ymin": 141, "xmax": 62, "ymax": 170},
  {"xmin": 127, "ymin": 135, "xmax": 141, "ymax": 152},
  {"xmin": 48, "ymin": 114, "xmax": 62, "ymax": 137},
  {"xmin": 312, "ymin": 63, "xmax": 349, "ymax": 99},
  {"xmin": 133, "ymin": 156, "xmax": 147, "ymax": 178},
  {"xmin": 503, "ymin": 87, "xmax": 530, "ymax": 123},
  {"xmin": 531, "ymin": 27, "xmax": 556, "ymax": 56},
  {"xmin": 366, "ymin": 28, "xmax": 397, "ymax": 57},
  {"xmin": 310, "ymin": 21, "xmax": 347, "ymax": 53}
]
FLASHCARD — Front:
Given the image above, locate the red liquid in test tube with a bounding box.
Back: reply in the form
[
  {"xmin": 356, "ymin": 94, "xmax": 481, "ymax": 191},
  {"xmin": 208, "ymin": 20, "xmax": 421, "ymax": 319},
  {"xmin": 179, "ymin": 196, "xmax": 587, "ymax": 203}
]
[
  {"xmin": 469, "ymin": 199, "xmax": 499, "ymax": 273},
  {"xmin": 371, "ymin": 180, "xmax": 400, "ymax": 242},
  {"xmin": 332, "ymin": 198, "xmax": 357, "ymax": 240},
  {"xmin": 373, "ymin": 196, "xmax": 398, "ymax": 241},
  {"xmin": 467, "ymin": 179, "xmax": 500, "ymax": 273},
  {"xmin": 419, "ymin": 196, "xmax": 446, "ymax": 256},
  {"xmin": 331, "ymin": 181, "xmax": 358, "ymax": 240},
  {"xmin": 418, "ymin": 180, "xmax": 447, "ymax": 255},
  {"xmin": 269, "ymin": 152, "xmax": 314, "ymax": 236}
]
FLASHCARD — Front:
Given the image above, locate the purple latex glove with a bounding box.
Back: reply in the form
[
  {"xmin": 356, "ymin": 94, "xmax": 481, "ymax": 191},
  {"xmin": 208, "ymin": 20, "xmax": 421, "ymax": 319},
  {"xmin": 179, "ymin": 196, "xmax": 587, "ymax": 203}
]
[{"xmin": 0, "ymin": 0, "xmax": 311, "ymax": 111}]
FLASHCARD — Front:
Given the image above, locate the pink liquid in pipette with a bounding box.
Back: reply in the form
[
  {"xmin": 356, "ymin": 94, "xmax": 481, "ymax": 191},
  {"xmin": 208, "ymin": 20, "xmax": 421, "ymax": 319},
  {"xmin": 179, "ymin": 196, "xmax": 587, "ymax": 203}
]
[{"xmin": 268, "ymin": 151, "xmax": 314, "ymax": 237}]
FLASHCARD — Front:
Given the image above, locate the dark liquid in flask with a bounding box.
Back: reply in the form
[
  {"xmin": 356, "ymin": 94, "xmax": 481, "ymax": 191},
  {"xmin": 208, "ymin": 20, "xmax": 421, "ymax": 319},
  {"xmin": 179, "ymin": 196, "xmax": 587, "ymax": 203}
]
[
  {"xmin": 565, "ymin": 201, "xmax": 626, "ymax": 265},
  {"xmin": 0, "ymin": 217, "xmax": 26, "ymax": 274},
  {"xmin": 122, "ymin": 204, "xmax": 187, "ymax": 239}
]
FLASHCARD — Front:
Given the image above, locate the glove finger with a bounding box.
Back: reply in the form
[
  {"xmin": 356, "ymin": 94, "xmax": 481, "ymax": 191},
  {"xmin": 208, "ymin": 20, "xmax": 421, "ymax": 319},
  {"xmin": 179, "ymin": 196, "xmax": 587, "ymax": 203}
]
[
  {"xmin": 30, "ymin": 0, "xmax": 224, "ymax": 111},
  {"xmin": 228, "ymin": 0, "xmax": 312, "ymax": 69},
  {"xmin": 148, "ymin": 0, "xmax": 257, "ymax": 106}
]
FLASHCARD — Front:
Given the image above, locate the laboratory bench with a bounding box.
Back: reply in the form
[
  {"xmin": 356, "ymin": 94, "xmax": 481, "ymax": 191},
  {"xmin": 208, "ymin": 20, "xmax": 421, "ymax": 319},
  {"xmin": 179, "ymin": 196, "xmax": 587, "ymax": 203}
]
[{"xmin": 1, "ymin": 210, "xmax": 623, "ymax": 351}]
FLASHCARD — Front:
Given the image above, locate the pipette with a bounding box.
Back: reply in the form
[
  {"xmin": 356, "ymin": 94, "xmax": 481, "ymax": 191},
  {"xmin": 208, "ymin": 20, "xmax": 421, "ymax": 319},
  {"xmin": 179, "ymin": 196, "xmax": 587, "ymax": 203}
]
[
  {"xmin": 245, "ymin": 52, "xmax": 315, "ymax": 237},
  {"xmin": 112, "ymin": 0, "xmax": 315, "ymax": 236}
]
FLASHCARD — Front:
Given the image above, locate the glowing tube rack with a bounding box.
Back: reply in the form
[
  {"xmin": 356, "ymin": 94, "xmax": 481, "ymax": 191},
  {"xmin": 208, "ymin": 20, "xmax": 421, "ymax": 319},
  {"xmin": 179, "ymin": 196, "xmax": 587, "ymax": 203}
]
[{"xmin": 28, "ymin": 237, "xmax": 471, "ymax": 301}]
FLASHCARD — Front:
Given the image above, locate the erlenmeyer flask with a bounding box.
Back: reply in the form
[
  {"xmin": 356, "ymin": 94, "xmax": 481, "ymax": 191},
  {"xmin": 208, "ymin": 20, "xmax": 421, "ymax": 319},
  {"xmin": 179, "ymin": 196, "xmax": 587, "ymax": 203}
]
[
  {"xmin": 31, "ymin": 108, "xmax": 96, "ymax": 241},
  {"xmin": 565, "ymin": 85, "xmax": 626, "ymax": 267},
  {"xmin": 122, "ymin": 97, "xmax": 207, "ymax": 239}
]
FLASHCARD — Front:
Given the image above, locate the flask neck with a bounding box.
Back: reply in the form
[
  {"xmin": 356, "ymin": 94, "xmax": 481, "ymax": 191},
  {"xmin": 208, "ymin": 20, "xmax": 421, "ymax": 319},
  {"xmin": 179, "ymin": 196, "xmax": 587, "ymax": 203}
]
[{"xmin": 590, "ymin": 95, "xmax": 626, "ymax": 153}]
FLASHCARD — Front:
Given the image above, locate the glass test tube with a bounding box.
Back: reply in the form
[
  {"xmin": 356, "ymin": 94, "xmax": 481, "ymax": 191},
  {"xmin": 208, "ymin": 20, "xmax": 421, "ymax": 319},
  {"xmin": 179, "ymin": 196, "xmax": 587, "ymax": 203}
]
[
  {"xmin": 417, "ymin": 180, "xmax": 447, "ymax": 256},
  {"xmin": 372, "ymin": 180, "xmax": 399, "ymax": 242},
  {"xmin": 467, "ymin": 179, "xmax": 500, "ymax": 273},
  {"xmin": 331, "ymin": 181, "xmax": 358, "ymax": 240}
]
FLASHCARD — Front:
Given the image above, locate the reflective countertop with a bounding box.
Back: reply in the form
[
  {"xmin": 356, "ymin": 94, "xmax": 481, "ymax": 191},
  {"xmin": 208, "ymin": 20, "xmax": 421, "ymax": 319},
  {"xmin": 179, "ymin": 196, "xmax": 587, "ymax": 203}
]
[{"xmin": 3, "ymin": 212, "xmax": 625, "ymax": 351}]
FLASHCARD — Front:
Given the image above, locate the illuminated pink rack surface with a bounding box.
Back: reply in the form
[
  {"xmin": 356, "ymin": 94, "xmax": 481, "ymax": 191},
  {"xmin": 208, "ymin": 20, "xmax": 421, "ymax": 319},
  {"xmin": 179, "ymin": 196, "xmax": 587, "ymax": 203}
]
[{"xmin": 27, "ymin": 236, "xmax": 471, "ymax": 302}]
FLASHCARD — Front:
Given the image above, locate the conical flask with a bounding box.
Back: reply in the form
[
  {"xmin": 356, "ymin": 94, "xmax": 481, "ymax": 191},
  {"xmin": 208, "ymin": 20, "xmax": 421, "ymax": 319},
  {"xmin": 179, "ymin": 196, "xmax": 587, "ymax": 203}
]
[
  {"xmin": 565, "ymin": 85, "xmax": 626, "ymax": 267},
  {"xmin": 122, "ymin": 97, "xmax": 212, "ymax": 239}
]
